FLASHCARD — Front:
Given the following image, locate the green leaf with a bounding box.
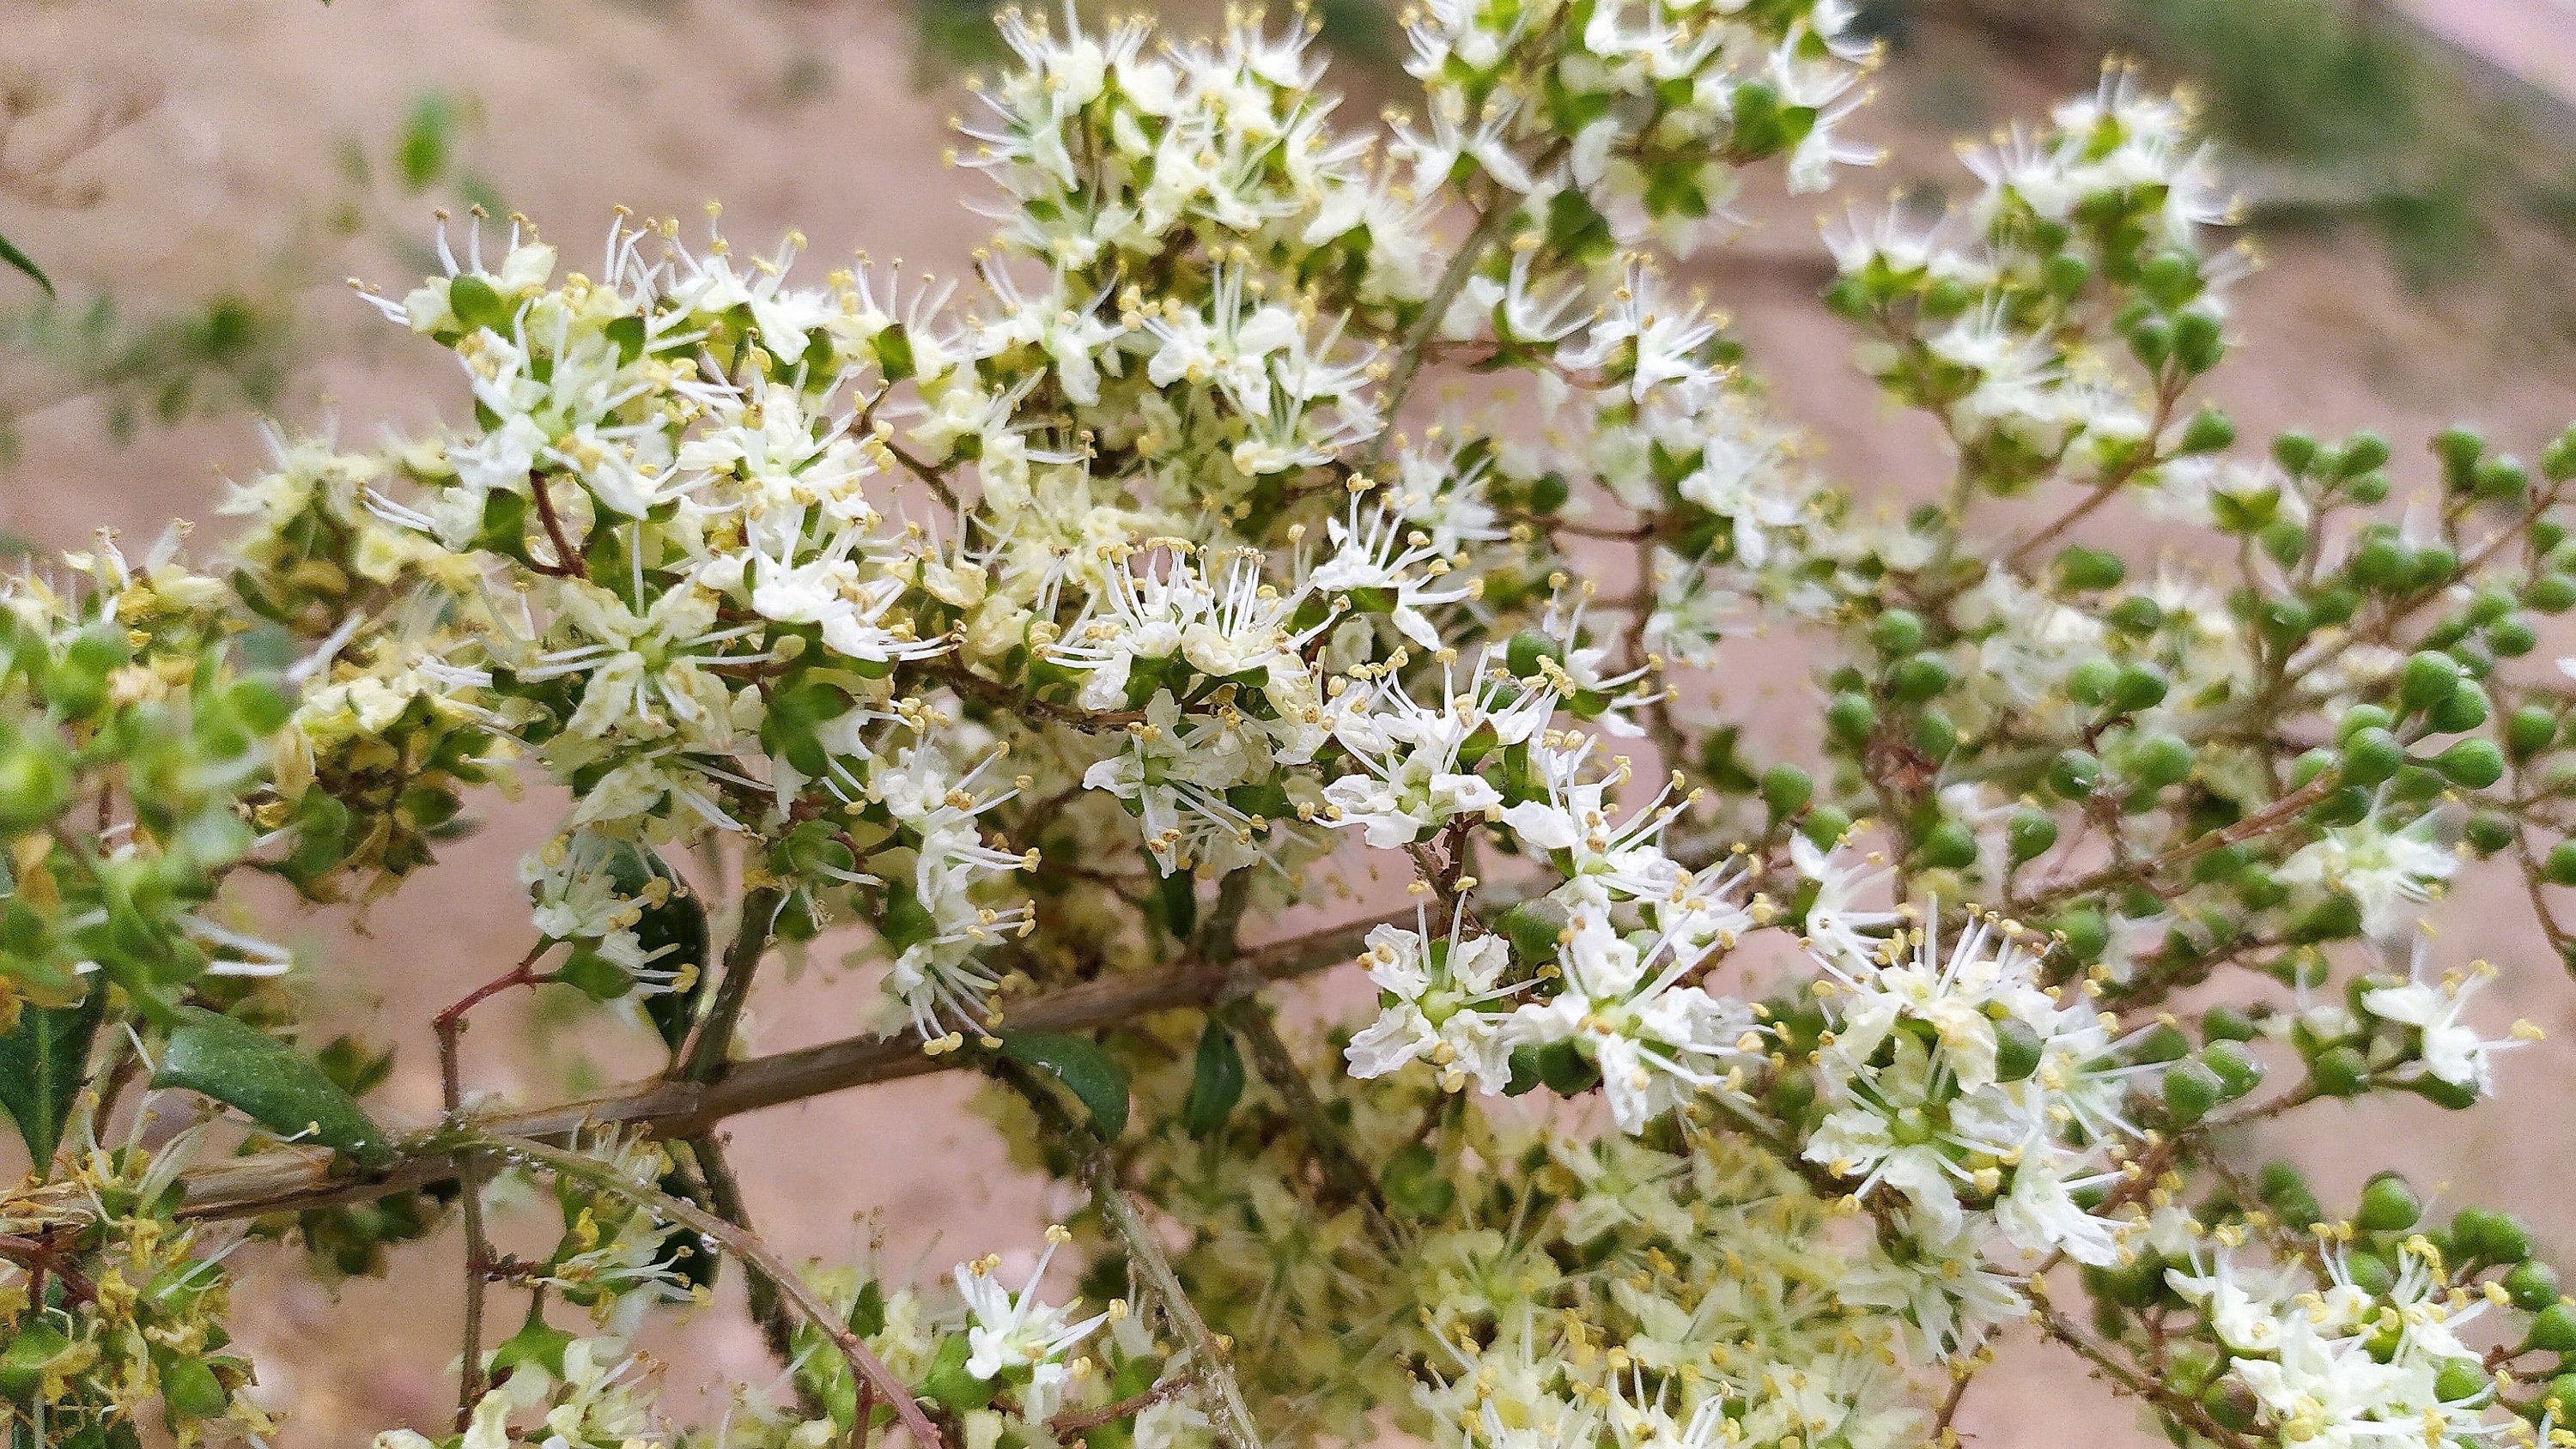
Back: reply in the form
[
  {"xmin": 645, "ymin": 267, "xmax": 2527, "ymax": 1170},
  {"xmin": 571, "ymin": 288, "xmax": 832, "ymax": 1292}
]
[
  {"xmin": 154, "ymin": 1008, "xmax": 389, "ymax": 1167},
  {"xmin": 1180, "ymin": 1018, "xmax": 1243, "ymax": 1137},
  {"xmin": 998, "ymin": 1031, "xmax": 1129, "ymax": 1140},
  {"xmin": 0, "ymin": 231, "xmax": 52, "ymax": 299},
  {"xmin": 0, "ymin": 990, "xmax": 106, "ymax": 1171},
  {"xmin": 394, "ymin": 93, "xmax": 455, "ymax": 193}
]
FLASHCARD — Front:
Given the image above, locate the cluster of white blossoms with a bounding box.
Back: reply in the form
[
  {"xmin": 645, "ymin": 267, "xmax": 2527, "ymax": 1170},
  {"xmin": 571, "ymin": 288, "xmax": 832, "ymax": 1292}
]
[{"xmin": 19, "ymin": 1, "xmax": 2576, "ymax": 1446}]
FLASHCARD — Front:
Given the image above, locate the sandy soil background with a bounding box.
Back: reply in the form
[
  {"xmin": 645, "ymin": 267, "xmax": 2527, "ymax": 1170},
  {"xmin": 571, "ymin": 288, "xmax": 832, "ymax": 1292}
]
[{"xmin": 6, "ymin": 0, "xmax": 2576, "ymax": 1443}]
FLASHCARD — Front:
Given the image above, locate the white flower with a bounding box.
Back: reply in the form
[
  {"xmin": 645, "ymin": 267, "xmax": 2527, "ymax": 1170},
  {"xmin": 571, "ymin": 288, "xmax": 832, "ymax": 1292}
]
[
  {"xmin": 2277, "ymin": 815, "xmax": 2459, "ymax": 940},
  {"xmin": 1344, "ymin": 908, "xmax": 1522, "ymax": 1093},
  {"xmin": 955, "ymin": 1228, "xmax": 1110, "ymax": 1421}
]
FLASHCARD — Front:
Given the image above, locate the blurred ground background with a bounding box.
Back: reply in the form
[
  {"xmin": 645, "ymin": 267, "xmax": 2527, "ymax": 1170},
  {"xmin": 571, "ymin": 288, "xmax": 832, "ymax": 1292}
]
[{"xmin": 7, "ymin": 0, "xmax": 2576, "ymax": 1442}]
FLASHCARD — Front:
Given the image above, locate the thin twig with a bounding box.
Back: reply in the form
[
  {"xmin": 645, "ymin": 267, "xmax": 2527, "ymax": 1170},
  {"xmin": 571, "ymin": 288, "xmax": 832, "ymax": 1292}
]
[
  {"xmin": 433, "ymin": 944, "xmax": 548, "ymax": 1428},
  {"xmin": 678, "ymin": 887, "xmax": 784, "ymax": 1083},
  {"xmin": 1096, "ymin": 1180, "xmax": 1265, "ymax": 1449},
  {"xmin": 488, "ymin": 1133, "xmax": 948, "ymax": 1449}
]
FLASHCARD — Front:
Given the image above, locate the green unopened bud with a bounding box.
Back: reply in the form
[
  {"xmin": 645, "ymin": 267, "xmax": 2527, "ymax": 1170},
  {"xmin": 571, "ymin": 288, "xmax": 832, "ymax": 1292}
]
[
  {"xmin": 2465, "ymin": 811, "xmax": 2517, "ymax": 856},
  {"xmin": 1760, "ymin": 764, "xmax": 1813, "ymax": 821},
  {"xmin": 2110, "ymin": 662, "xmax": 2170, "ymax": 712},
  {"xmin": 2178, "ymin": 406, "xmax": 2236, "ymax": 455},
  {"xmin": 2203, "ymin": 1003, "xmax": 2259, "ymax": 1043},
  {"xmin": 2172, "ymin": 310, "xmax": 2225, "ymax": 373},
  {"xmin": 2054, "ymin": 545, "xmax": 2127, "ymax": 591},
  {"xmin": 2532, "ymin": 573, "xmax": 2576, "ymax": 615},
  {"xmin": 1868, "ymin": 609, "xmax": 1925, "ymax": 657},
  {"xmin": 2202, "ymin": 1040, "xmax": 2263, "ymax": 1100},
  {"xmin": 2339, "ymin": 727, "xmax": 2406, "ymax": 787},
  {"xmin": 2433, "ymin": 425, "xmax": 2486, "ymax": 479},
  {"xmin": 1888, "ymin": 652, "xmax": 1953, "ymax": 703},
  {"xmin": 2356, "ymin": 1172, "xmax": 2422, "ymax": 1232},
  {"xmin": 2433, "ymin": 737, "xmax": 2505, "ymax": 790},
  {"xmin": 1826, "ymin": 692, "xmax": 1875, "ymax": 747},
  {"xmin": 2433, "ymin": 1360, "xmax": 2488, "ymax": 1405},
  {"xmin": 2163, "ymin": 1058, "xmax": 2222, "ymax": 1127},
  {"xmin": 1799, "ymin": 803, "xmax": 1855, "ymax": 848},
  {"xmin": 1918, "ymin": 818, "xmax": 1978, "ymax": 870},
  {"xmin": 2529, "ymin": 1304, "xmax": 2576, "ymax": 1355},
  {"xmin": 2106, "ymin": 596, "xmax": 2164, "ymax": 635},
  {"xmin": 2476, "ymin": 455, "xmax": 2530, "ymax": 503},
  {"xmin": 2051, "ymin": 906, "xmax": 2109, "ymax": 961},
  {"xmin": 2546, "ymin": 841, "xmax": 2576, "ymax": 886},
  {"xmin": 2506, "ymin": 1259, "xmax": 2561, "ymax": 1311},
  {"xmin": 2490, "ymin": 615, "xmax": 2539, "ymax": 658},
  {"xmin": 2271, "ymin": 431, "xmax": 2321, "ymax": 474},
  {"xmin": 2127, "ymin": 315, "xmax": 2173, "ymax": 370},
  {"xmin": 2006, "ymin": 808, "xmax": 2058, "ymax": 865},
  {"xmin": 2399, "ymin": 652, "xmax": 2463, "ymax": 710},
  {"xmin": 0, "ymin": 731, "xmax": 76, "ymax": 835},
  {"xmin": 2065, "ymin": 658, "xmax": 2119, "ymax": 707},
  {"xmin": 1994, "ymin": 1016, "xmax": 2044, "ymax": 1082},
  {"xmin": 2133, "ymin": 1023, "xmax": 2191, "ymax": 1064},
  {"xmin": 2128, "ymin": 732, "xmax": 2194, "ymax": 790},
  {"xmin": 2048, "ymin": 749, "xmax": 2102, "ymax": 799},
  {"xmin": 2510, "ymin": 704, "xmax": 2560, "ymax": 761},
  {"xmin": 2311, "ymin": 1044, "xmax": 2371, "ymax": 1097}
]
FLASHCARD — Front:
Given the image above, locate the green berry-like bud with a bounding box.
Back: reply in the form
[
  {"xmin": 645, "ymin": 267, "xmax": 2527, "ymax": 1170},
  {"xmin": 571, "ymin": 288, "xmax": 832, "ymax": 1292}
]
[
  {"xmin": 2051, "ymin": 906, "xmax": 2109, "ymax": 961},
  {"xmin": 2311, "ymin": 1044, "xmax": 2371, "ymax": 1096},
  {"xmin": 2007, "ymin": 808, "xmax": 2059, "ymax": 865},
  {"xmin": 2506, "ymin": 1259, "xmax": 2561, "ymax": 1311},
  {"xmin": 2338, "ymin": 430, "xmax": 2392, "ymax": 475},
  {"xmin": 2106, "ymin": 596, "xmax": 2164, "ymax": 635},
  {"xmin": 2065, "ymin": 658, "xmax": 2119, "ymax": 706},
  {"xmin": 2110, "ymin": 662, "xmax": 2170, "ymax": 712},
  {"xmin": 2178, "ymin": 406, "xmax": 2236, "ymax": 455},
  {"xmin": 2546, "ymin": 841, "xmax": 2576, "ymax": 886},
  {"xmin": 2336, "ymin": 704, "xmax": 2396, "ymax": 743},
  {"xmin": 2128, "ymin": 733, "xmax": 2194, "ymax": 790},
  {"xmin": 1868, "ymin": 609, "xmax": 1926, "ymax": 657},
  {"xmin": 2433, "ymin": 1360, "xmax": 2487, "ymax": 1405},
  {"xmin": 2434, "ymin": 425, "xmax": 2487, "ymax": 477},
  {"xmin": 2429, "ymin": 678, "xmax": 2492, "ymax": 735},
  {"xmin": 2529, "ymin": 1304, "xmax": 2576, "ymax": 1355},
  {"xmin": 2433, "ymin": 737, "xmax": 2505, "ymax": 790},
  {"xmin": 1994, "ymin": 1016, "xmax": 2044, "ymax": 1083},
  {"xmin": 2272, "ymin": 430, "xmax": 2321, "ymax": 474},
  {"xmin": 2356, "ymin": 1172, "xmax": 2422, "ymax": 1232},
  {"xmin": 2509, "ymin": 704, "xmax": 2559, "ymax": 761},
  {"xmin": 2048, "ymin": 749, "xmax": 2102, "ymax": 799},
  {"xmin": 1760, "ymin": 764, "xmax": 1814, "ymax": 821},
  {"xmin": 0, "ymin": 731, "xmax": 76, "ymax": 835},
  {"xmin": 2162, "ymin": 1058, "xmax": 2223, "ymax": 1127},
  {"xmin": 2465, "ymin": 811, "xmax": 2517, "ymax": 856},
  {"xmin": 2338, "ymin": 727, "xmax": 2406, "ymax": 787},
  {"xmin": 2054, "ymin": 545, "xmax": 2127, "ymax": 591},
  {"xmin": 1918, "ymin": 818, "xmax": 1978, "ymax": 870},
  {"xmin": 1888, "ymin": 652, "xmax": 1953, "ymax": 703},
  {"xmin": 2400, "ymin": 651, "xmax": 2463, "ymax": 710},
  {"xmin": 2490, "ymin": 615, "xmax": 2538, "ymax": 658},
  {"xmin": 2475, "ymin": 455, "xmax": 2530, "ymax": 502},
  {"xmin": 1826, "ymin": 692, "xmax": 1875, "ymax": 747},
  {"xmin": 2202, "ymin": 1040, "xmax": 2263, "ymax": 1100},
  {"xmin": 2528, "ymin": 573, "xmax": 2576, "ymax": 614},
  {"xmin": 2203, "ymin": 1003, "xmax": 2258, "ymax": 1043},
  {"xmin": 2413, "ymin": 544, "xmax": 2461, "ymax": 588},
  {"xmin": 1800, "ymin": 805, "xmax": 1855, "ymax": 848}
]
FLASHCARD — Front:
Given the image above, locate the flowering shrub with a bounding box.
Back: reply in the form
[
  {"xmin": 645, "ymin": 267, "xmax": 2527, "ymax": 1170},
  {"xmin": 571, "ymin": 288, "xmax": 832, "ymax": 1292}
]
[{"xmin": 5, "ymin": 4, "xmax": 2575, "ymax": 1448}]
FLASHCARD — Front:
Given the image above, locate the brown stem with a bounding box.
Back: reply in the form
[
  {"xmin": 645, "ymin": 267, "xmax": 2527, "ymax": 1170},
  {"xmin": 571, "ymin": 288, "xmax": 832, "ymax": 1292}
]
[
  {"xmin": 678, "ymin": 887, "xmax": 785, "ymax": 1084},
  {"xmin": 0, "ymin": 1233, "xmax": 95, "ymax": 1306},
  {"xmin": 47, "ymin": 908, "xmax": 1419, "ymax": 1230},
  {"xmin": 434, "ymin": 944, "xmax": 548, "ymax": 1428},
  {"xmin": 526, "ymin": 474, "xmax": 589, "ymax": 579},
  {"xmin": 1048, "ymin": 1380, "xmax": 1188, "ymax": 1438}
]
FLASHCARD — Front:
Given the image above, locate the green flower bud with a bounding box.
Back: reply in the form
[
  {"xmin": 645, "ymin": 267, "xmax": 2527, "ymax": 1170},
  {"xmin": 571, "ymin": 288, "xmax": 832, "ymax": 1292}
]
[
  {"xmin": 2202, "ymin": 1040, "xmax": 2263, "ymax": 1100},
  {"xmin": 2054, "ymin": 545, "xmax": 2127, "ymax": 591},
  {"xmin": 2433, "ymin": 1359, "xmax": 2487, "ymax": 1404},
  {"xmin": 2203, "ymin": 1004, "xmax": 2259, "ymax": 1043},
  {"xmin": 2400, "ymin": 651, "xmax": 2463, "ymax": 710},
  {"xmin": 2133, "ymin": 1023, "xmax": 2191, "ymax": 1064},
  {"xmin": 2413, "ymin": 543, "xmax": 2461, "ymax": 588},
  {"xmin": 2546, "ymin": 841, "xmax": 2576, "ymax": 887},
  {"xmin": 1888, "ymin": 652, "xmax": 1953, "ymax": 703},
  {"xmin": 1760, "ymin": 764, "xmax": 1813, "ymax": 821},
  {"xmin": 1868, "ymin": 609, "xmax": 1926, "ymax": 657},
  {"xmin": 2272, "ymin": 430, "xmax": 2320, "ymax": 475},
  {"xmin": 1918, "ymin": 818, "xmax": 1978, "ymax": 870},
  {"xmin": 2128, "ymin": 733, "xmax": 2194, "ymax": 790},
  {"xmin": 2127, "ymin": 315, "xmax": 2173, "ymax": 369},
  {"xmin": 2433, "ymin": 737, "xmax": 2505, "ymax": 790},
  {"xmin": 2347, "ymin": 470, "xmax": 2391, "ymax": 504},
  {"xmin": 1912, "ymin": 707, "xmax": 1959, "ymax": 761},
  {"xmin": 2110, "ymin": 662, "xmax": 2170, "ymax": 712},
  {"xmin": 2528, "ymin": 1304, "xmax": 2576, "ymax": 1355},
  {"xmin": 2506, "ymin": 1259, "xmax": 2561, "ymax": 1311},
  {"xmin": 1505, "ymin": 628, "xmax": 1566, "ymax": 678},
  {"xmin": 2465, "ymin": 811, "xmax": 2517, "ymax": 856},
  {"xmin": 2427, "ymin": 680, "xmax": 2490, "ymax": 735},
  {"xmin": 2337, "ymin": 704, "xmax": 2396, "ymax": 743},
  {"xmin": 2048, "ymin": 749, "xmax": 2102, "ymax": 799},
  {"xmin": 0, "ymin": 730, "xmax": 77, "ymax": 835},
  {"xmin": 2509, "ymin": 704, "xmax": 2559, "ymax": 761},
  {"xmin": 2528, "ymin": 573, "xmax": 2576, "ymax": 615},
  {"xmin": 2051, "ymin": 906, "xmax": 2109, "ymax": 961},
  {"xmin": 1994, "ymin": 1016, "xmax": 2044, "ymax": 1082},
  {"xmin": 2351, "ymin": 537, "xmax": 2409, "ymax": 590},
  {"xmin": 2007, "ymin": 808, "xmax": 2058, "ymax": 865},
  {"xmin": 2338, "ymin": 727, "xmax": 2406, "ymax": 787},
  {"xmin": 2356, "ymin": 1172, "xmax": 2422, "ymax": 1233},
  {"xmin": 2106, "ymin": 596, "xmax": 2164, "ymax": 635},
  {"xmin": 2338, "ymin": 431, "xmax": 2392, "ymax": 475},
  {"xmin": 2065, "ymin": 657, "xmax": 2119, "ymax": 707},
  {"xmin": 1799, "ymin": 803, "xmax": 1856, "ymax": 849},
  {"xmin": 2311, "ymin": 1044, "xmax": 2371, "ymax": 1097},
  {"xmin": 2178, "ymin": 406, "xmax": 2237, "ymax": 455},
  {"xmin": 2434, "ymin": 424, "xmax": 2486, "ymax": 481},
  {"xmin": 2489, "ymin": 616, "xmax": 2538, "ymax": 657},
  {"xmin": 2476, "ymin": 455, "xmax": 2530, "ymax": 503},
  {"xmin": 2163, "ymin": 1058, "xmax": 2223, "ymax": 1127},
  {"xmin": 1826, "ymin": 692, "xmax": 1875, "ymax": 748}
]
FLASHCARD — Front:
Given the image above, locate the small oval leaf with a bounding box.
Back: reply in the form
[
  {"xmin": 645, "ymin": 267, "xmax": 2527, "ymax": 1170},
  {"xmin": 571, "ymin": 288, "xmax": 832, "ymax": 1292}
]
[
  {"xmin": 1180, "ymin": 1019, "xmax": 1243, "ymax": 1137},
  {"xmin": 998, "ymin": 1031, "xmax": 1129, "ymax": 1140},
  {"xmin": 154, "ymin": 1008, "xmax": 389, "ymax": 1167}
]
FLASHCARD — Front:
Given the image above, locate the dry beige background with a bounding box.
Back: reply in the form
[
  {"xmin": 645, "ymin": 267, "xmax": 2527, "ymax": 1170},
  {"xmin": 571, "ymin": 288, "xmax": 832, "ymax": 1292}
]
[{"xmin": 6, "ymin": 0, "xmax": 2576, "ymax": 1443}]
